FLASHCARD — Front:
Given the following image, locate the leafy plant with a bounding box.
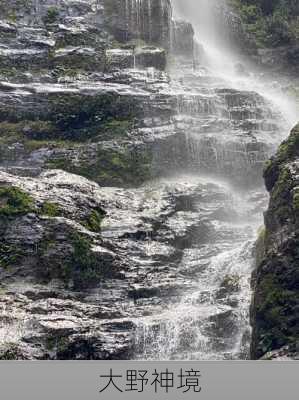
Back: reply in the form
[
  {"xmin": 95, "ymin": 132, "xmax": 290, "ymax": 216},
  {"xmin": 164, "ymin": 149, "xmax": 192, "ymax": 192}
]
[
  {"xmin": 0, "ymin": 186, "xmax": 34, "ymax": 217},
  {"xmin": 42, "ymin": 7, "xmax": 60, "ymax": 25}
]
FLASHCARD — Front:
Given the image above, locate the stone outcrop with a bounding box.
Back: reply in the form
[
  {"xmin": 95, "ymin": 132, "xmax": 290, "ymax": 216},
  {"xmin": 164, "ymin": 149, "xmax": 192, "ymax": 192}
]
[
  {"xmin": 251, "ymin": 123, "xmax": 299, "ymax": 359},
  {"xmin": 171, "ymin": 19, "xmax": 194, "ymax": 59},
  {"xmin": 103, "ymin": 0, "xmax": 172, "ymax": 49}
]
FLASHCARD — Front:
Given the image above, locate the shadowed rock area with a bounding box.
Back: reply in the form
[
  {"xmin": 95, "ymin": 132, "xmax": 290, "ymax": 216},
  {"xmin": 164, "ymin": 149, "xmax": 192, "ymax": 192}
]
[{"xmin": 251, "ymin": 123, "xmax": 299, "ymax": 360}]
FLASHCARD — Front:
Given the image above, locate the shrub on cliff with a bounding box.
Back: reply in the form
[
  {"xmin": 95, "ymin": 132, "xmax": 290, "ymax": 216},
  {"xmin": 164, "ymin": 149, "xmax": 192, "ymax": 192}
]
[{"xmin": 230, "ymin": 0, "xmax": 299, "ymax": 47}]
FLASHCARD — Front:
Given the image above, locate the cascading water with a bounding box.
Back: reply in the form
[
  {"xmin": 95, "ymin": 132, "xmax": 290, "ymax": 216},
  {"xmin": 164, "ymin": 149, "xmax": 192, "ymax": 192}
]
[
  {"xmin": 123, "ymin": 0, "xmax": 172, "ymax": 46},
  {"xmin": 133, "ymin": 0, "xmax": 299, "ymax": 360}
]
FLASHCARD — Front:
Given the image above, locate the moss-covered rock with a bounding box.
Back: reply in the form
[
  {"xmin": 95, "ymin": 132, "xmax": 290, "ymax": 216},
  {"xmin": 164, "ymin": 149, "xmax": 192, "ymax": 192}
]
[
  {"xmin": 82, "ymin": 208, "xmax": 106, "ymax": 233},
  {"xmin": 0, "ymin": 186, "xmax": 34, "ymax": 217},
  {"xmin": 37, "ymin": 231, "xmax": 116, "ymax": 290},
  {"xmin": 46, "ymin": 146, "xmax": 153, "ymax": 188},
  {"xmin": 251, "ymin": 122, "xmax": 299, "ymax": 359},
  {"xmin": 39, "ymin": 201, "xmax": 61, "ymax": 217},
  {"xmin": 0, "ymin": 186, "xmax": 35, "ymax": 268},
  {"xmin": 264, "ymin": 124, "xmax": 299, "ymax": 191},
  {"xmin": 0, "ymin": 242, "xmax": 23, "ymax": 268},
  {"xmin": 0, "ymin": 342, "xmax": 27, "ymax": 360}
]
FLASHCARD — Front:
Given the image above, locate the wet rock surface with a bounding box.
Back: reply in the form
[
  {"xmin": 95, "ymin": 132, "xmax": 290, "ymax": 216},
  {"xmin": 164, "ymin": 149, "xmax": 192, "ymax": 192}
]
[
  {"xmin": 0, "ymin": 0, "xmax": 295, "ymax": 360},
  {"xmin": 251, "ymin": 123, "xmax": 299, "ymax": 360},
  {"xmin": 0, "ymin": 169, "xmax": 267, "ymax": 359}
]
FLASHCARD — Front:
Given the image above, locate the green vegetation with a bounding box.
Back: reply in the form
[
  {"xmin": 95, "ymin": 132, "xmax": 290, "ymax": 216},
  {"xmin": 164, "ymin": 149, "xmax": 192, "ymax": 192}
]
[
  {"xmin": 264, "ymin": 124, "xmax": 299, "ymax": 192},
  {"xmin": 39, "ymin": 233, "xmax": 112, "ymax": 290},
  {"xmin": 276, "ymin": 124, "xmax": 299, "ymax": 162},
  {"xmin": 230, "ymin": 0, "xmax": 299, "ymax": 47},
  {"xmin": 0, "ymin": 186, "xmax": 34, "ymax": 217},
  {"xmin": 255, "ymin": 226, "xmax": 267, "ymax": 266},
  {"xmin": 0, "ymin": 343, "xmax": 24, "ymax": 360},
  {"xmin": 40, "ymin": 201, "xmax": 61, "ymax": 217},
  {"xmin": 45, "ymin": 336, "xmax": 69, "ymax": 354},
  {"xmin": 98, "ymin": 119, "xmax": 133, "ymax": 140},
  {"xmin": 0, "ymin": 186, "xmax": 34, "ymax": 269},
  {"xmin": 46, "ymin": 94, "xmax": 137, "ymax": 141},
  {"xmin": 292, "ymin": 188, "xmax": 299, "ymax": 212},
  {"xmin": 255, "ymin": 272, "xmax": 298, "ymax": 355},
  {"xmin": 67, "ymin": 234, "xmax": 107, "ymax": 289},
  {"xmin": 47, "ymin": 147, "xmax": 152, "ymax": 188},
  {"xmin": 0, "ymin": 0, "xmax": 33, "ymax": 21},
  {"xmin": 82, "ymin": 208, "xmax": 106, "ymax": 233},
  {"xmin": 0, "ymin": 243, "xmax": 22, "ymax": 268},
  {"xmin": 271, "ymin": 167, "xmax": 292, "ymax": 202},
  {"xmin": 0, "ymin": 96, "xmax": 137, "ymax": 151},
  {"xmin": 0, "ymin": 121, "xmax": 59, "ymax": 148},
  {"xmin": 42, "ymin": 7, "xmax": 60, "ymax": 25}
]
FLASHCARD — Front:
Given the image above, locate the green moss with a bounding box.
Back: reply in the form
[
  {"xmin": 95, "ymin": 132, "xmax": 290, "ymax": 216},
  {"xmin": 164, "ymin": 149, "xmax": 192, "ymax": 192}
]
[
  {"xmin": 0, "ymin": 343, "xmax": 23, "ymax": 360},
  {"xmin": 24, "ymin": 139, "xmax": 74, "ymax": 152},
  {"xmin": 276, "ymin": 125, "xmax": 299, "ymax": 162},
  {"xmin": 82, "ymin": 208, "xmax": 106, "ymax": 233},
  {"xmin": 64, "ymin": 233, "xmax": 111, "ymax": 290},
  {"xmin": 0, "ymin": 120, "xmax": 81, "ymax": 155},
  {"xmin": 98, "ymin": 118, "xmax": 134, "ymax": 139},
  {"xmin": 271, "ymin": 166, "xmax": 292, "ymax": 203},
  {"xmin": 42, "ymin": 7, "xmax": 60, "ymax": 25},
  {"xmin": 0, "ymin": 67, "xmax": 19, "ymax": 79},
  {"xmin": 255, "ymin": 271, "xmax": 299, "ymax": 355},
  {"xmin": 46, "ymin": 94, "xmax": 138, "ymax": 141},
  {"xmin": 0, "ymin": 92, "xmax": 139, "ymax": 143},
  {"xmin": 292, "ymin": 190, "xmax": 299, "ymax": 212},
  {"xmin": 38, "ymin": 232, "xmax": 113, "ymax": 290},
  {"xmin": 0, "ymin": 120, "xmax": 58, "ymax": 144},
  {"xmin": 0, "ymin": 186, "xmax": 34, "ymax": 217},
  {"xmin": 0, "ymin": 0, "xmax": 33, "ymax": 21},
  {"xmin": 264, "ymin": 125, "xmax": 299, "ymax": 192},
  {"xmin": 256, "ymin": 226, "xmax": 267, "ymax": 266},
  {"xmin": 47, "ymin": 147, "xmax": 152, "ymax": 188},
  {"xmin": 0, "ymin": 186, "xmax": 32, "ymax": 268},
  {"xmin": 0, "ymin": 243, "xmax": 23, "ymax": 268},
  {"xmin": 45, "ymin": 336, "xmax": 69, "ymax": 354},
  {"xmin": 40, "ymin": 202, "xmax": 61, "ymax": 217},
  {"xmin": 0, "ymin": 121, "xmax": 24, "ymax": 141}
]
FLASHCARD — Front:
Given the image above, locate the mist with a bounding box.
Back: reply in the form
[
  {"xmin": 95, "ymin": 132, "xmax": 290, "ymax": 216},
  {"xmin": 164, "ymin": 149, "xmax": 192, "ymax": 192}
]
[
  {"xmin": 172, "ymin": 0, "xmax": 229, "ymax": 46},
  {"xmin": 172, "ymin": 0, "xmax": 298, "ymax": 127}
]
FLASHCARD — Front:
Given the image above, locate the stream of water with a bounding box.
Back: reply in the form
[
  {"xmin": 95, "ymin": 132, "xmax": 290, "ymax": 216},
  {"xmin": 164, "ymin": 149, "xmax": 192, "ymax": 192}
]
[{"xmin": 133, "ymin": 0, "xmax": 298, "ymax": 360}]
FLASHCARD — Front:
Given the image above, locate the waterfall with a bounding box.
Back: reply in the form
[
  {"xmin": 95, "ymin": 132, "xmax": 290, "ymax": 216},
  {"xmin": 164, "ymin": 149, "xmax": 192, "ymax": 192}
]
[{"xmin": 133, "ymin": 0, "xmax": 299, "ymax": 360}]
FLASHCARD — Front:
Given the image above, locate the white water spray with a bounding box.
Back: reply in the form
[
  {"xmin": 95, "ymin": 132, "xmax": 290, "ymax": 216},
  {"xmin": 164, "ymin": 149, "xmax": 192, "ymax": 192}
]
[
  {"xmin": 172, "ymin": 0, "xmax": 298, "ymax": 128},
  {"xmin": 134, "ymin": 0, "xmax": 298, "ymax": 361}
]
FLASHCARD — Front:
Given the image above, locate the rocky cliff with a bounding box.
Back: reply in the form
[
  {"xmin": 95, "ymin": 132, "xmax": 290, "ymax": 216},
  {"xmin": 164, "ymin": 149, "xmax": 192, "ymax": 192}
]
[
  {"xmin": 0, "ymin": 0, "xmax": 293, "ymax": 360},
  {"xmin": 0, "ymin": 0, "xmax": 198, "ymax": 360},
  {"xmin": 251, "ymin": 123, "xmax": 299, "ymax": 360}
]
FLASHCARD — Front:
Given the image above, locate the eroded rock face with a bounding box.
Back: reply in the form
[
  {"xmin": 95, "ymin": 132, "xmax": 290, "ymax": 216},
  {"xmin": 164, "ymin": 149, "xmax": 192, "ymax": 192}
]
[
  {"xmin": 171, "ymin": 19, "xmax": 194, "ymax": 59},
  {"xmin": 251, "ymin": 123, "xmax": 299, "ymax": 359},
  {"xmin": 103, "ymin": 0, "xmax": 172, "ymax": 49},
  {"xmin": 0, "ymin": 0, "xmax": 294, "ymax": 361},
  {"xmin": 0, "ymin": 169, "xmax": 266, "ymax": 360}
]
